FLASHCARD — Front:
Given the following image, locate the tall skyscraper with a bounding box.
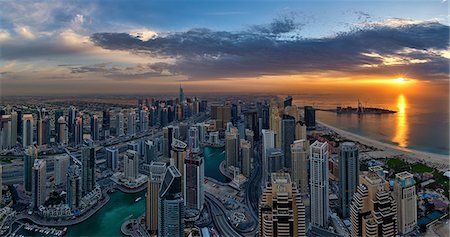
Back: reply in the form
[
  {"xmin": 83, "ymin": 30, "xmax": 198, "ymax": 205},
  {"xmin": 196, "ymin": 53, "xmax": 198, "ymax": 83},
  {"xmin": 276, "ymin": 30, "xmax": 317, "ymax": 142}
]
[
  {"xmin": 310, "ymin": 141, "xmax": 329, "ymax": 228},
  {"xmin": 350, "ymin": 169, "xmax": 397, "ymax": 237},
  {"xmin": 36, "ymin": 110, "xmax": 50, "ymax": 146},
  {"xmin": 163, "ymin": 126, "xmax": 175, "ymax": 158},
  {"xmin": 54, "ymin": 155, "xmax": 70, "ymax": 185},
  {"xmin": 225, "ymin": 128, "xmax": 239, "ymax": 169},
  {"xmin": 102, "ymin": 109, "xmax": 110, "ymax": 139},
  {"xmin": 54, "ymin": 110, "xmax": 64, "ymax": 140},
  {"xmin": 106, "ymin": 147, "xmax": 119, "ymax": 170},
  {"xmin": 68, "ymin": 106, "xmax": 77, "ymax": 143},
  {"xmin": 259, "ymin": 173, "xmax": 306, "ymax": 237},
  {"xmin": 56, "ymin": 116, "xmax": 67, "ymax": 144},
  {"xmin": 141, "ymin": 162, "xmax": 167, "ymax": 234},
  {"xmin": 81, "ymin": 146, "xmax": 96, "ymax": 195},
  {"xmin": 146, "ymin": 162, "xmax": 167, "ymax": 234},
  {"xmin": 90, "ymin": 115, "xmax": 99, "ymax": 141},
  {"xmin": 74, "ymin": 116, "xmax": 83, "ymax": 145},
  {"xmin": 188, "ymin": 126, "xmax": 200, "ymax": 153},
  {"xmin": 32, "ymin": 159, "xmax": 46, "ymax": 210},
  {"xmin": 281, "ymin": 114, "xmax": 295, "ymax": 169},
  {"xmin": 184, "ymin": 154, "xmax": 204, "ymax": 211},
  {"xmin": 1, "ymin": 115, "xmax": 12, "ymax": 149},
  {"xmin": 171, "ymin": 139, "xmax": 187, "ymax": 192},
  {"xmin": 338, "ymin": 142, "xmax": 359, "ymax": 218},
  {"xmin": 139, "ymin": 109, "xmax": 149, "ymax": 132},
  {"xmin": 266, "ymin": 148, "xmax": 284, "ymax": 175},
  {"xmin": 158, "ymin": 165, "xmax": 184, "ymax": 237},
  {"xmin": 303, "ymin": 106, "xmax": 316, "ymax": 130},
  {"xmin": 22, "ymin": 114, "xmax": 34, "ymax": 147},
  {"xmin": 290, "ymin": 139, "xmax": 309, "ymax": 194},
  {"xmin": 127, "ymin": 111, "xmax": 136, "ymax": 136},
  {"xmin": 24, "ymin": 146, "xmax": 37, "ymax": 192},
  {"xmin": 115, "ymin": 112, "xmax": 124, "ymax": 137},
  {"xmin": 66, "ymin": 164, "xmax": 82, "ymax": 210},
  {"xmin": 394, "ymin": 171, "xmax": 417, "ymax": 235},
  {"xmin": 179, "ymin": 85, "xmax": 185, "ymax": 103},
  {"xmin": 10, "ymin": 111, "xmax": 17, "ymax": 146},
  {"xmin": 144, "ymin": 140, "xmax": 156, "ymax": 164},
  {"xmin": 124, "ymin": 150, "xmax": 139, "ymax": 180},
  {"xmin": 262, "ymin": 129, "xmax": 276, "ymax": 184},
  {"xmin": 240, "ymin": 139, "xmax": 251, "ymax": 178}
]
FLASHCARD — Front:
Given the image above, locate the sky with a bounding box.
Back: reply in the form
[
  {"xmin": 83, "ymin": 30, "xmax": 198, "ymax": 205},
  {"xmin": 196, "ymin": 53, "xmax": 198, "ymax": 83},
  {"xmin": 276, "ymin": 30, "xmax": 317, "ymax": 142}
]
[{"xmin": 0, "ymin": 0, "xmax": 449, "ymax": 96}]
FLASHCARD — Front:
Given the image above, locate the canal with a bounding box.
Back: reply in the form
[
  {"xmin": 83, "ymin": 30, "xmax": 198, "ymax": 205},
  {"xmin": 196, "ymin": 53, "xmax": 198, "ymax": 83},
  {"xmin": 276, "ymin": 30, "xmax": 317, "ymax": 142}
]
[{"xmin": 16, "ymin": 146, "xmax": 227, "ymax": 236}]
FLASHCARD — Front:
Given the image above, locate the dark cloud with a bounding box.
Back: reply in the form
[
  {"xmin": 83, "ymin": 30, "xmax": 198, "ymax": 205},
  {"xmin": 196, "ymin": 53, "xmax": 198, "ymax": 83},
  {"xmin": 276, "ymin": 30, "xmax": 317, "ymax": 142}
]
[
  {"xmin": 69, "ymin": 62, "xmax": 174, "ymax": 79},
  {"xmin": 91, "ymin": 19, "xmax": 449, "ymax": 80}
]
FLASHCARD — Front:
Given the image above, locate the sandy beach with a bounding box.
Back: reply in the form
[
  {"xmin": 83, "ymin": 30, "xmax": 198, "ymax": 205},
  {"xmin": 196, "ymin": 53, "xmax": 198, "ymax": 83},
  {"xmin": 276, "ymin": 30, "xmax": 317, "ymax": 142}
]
[{"xmin": 317, "ymin": 121, "xmax": 450, "ymax": 171}]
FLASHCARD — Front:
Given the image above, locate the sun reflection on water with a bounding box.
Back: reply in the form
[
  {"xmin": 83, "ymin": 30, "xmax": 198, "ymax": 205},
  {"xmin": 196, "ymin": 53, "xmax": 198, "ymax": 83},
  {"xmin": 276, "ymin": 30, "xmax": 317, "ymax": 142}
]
[{"xmin": 393, "ymin": 94, "xmax": 408, "ymax": 147}]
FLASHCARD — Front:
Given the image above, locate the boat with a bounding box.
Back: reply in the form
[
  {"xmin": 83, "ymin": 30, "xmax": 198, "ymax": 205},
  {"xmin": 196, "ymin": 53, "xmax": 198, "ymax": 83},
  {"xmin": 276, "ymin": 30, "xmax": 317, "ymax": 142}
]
[{"xmin": 135, "ymin": 197, "xmax": 142, "ymax": 202}]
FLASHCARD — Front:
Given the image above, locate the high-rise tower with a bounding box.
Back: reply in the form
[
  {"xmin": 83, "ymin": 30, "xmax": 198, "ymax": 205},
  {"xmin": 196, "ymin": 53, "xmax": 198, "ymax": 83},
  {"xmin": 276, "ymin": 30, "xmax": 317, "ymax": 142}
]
[{"xmin": 309, "ymin": 141, "xmax": 329, "ymax": 228}]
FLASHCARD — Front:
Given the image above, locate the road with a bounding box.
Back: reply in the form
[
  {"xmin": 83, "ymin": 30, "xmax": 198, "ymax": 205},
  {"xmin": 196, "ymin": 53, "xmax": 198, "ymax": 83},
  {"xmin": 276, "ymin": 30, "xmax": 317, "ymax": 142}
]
[
  {"xmin": 205, "ymin": 193, "xmax": 243, "ymax": 237},
  {"xmin": 245, "ymin": 141, "xmax": 262, "ymax": 222}
]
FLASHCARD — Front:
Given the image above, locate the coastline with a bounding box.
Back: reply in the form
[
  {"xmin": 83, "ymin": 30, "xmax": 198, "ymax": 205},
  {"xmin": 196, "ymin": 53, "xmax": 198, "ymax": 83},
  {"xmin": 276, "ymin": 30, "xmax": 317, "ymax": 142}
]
[{"xmin": 317, "ymin": 121, "xmax": 450, "ymax": 171}]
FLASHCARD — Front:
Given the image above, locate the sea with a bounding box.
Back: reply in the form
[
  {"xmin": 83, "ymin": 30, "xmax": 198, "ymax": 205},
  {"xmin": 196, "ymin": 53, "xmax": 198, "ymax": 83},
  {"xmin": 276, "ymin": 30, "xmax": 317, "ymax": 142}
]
[{"xmin": 288, "ymin": 83, "xmax": 449, "ymax": 155}]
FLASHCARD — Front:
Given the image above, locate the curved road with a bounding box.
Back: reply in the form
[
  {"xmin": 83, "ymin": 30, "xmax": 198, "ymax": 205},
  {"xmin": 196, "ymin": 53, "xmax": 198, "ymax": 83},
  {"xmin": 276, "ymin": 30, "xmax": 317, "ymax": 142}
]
[{"xmin": 205, "ymin": 193, "xmax": 243, "ymax": 237}]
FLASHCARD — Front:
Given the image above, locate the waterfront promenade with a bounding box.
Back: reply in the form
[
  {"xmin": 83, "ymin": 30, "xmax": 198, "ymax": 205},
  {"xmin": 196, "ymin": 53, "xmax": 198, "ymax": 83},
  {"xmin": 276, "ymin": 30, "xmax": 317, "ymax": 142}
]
[{"xmin": 15, "ymin": 189, "xmax": 112, "ymax": 227}]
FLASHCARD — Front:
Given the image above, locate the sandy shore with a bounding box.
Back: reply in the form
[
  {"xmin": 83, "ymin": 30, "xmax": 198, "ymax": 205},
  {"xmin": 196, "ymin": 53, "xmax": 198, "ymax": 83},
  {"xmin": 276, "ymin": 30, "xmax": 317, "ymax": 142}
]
[{"xmin": 317, "ymin": 121, "xmax": 450, "ymax": 171}]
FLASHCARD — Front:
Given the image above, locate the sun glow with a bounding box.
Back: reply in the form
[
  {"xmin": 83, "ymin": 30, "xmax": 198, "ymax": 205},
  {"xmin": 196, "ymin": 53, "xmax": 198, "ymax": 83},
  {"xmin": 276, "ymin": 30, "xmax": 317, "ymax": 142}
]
[{"xmin": 392, "ymin": 77, "xmax": 409, "ymax": 83}]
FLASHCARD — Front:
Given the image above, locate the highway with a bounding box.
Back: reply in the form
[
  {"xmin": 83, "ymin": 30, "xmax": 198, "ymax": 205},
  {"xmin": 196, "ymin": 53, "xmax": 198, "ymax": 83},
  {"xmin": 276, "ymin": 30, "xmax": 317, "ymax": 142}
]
[
  {"xmin": 205, "ymin": 193, "xmax": 243, "ymax": 237},
  {"xmin": 245, "ymin": 141, "xmax": 262, "ymax": 222}
]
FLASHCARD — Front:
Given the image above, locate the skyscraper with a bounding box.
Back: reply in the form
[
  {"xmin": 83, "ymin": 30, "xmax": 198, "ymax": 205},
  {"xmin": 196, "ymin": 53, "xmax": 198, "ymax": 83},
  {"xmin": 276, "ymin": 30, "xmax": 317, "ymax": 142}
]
[
  {"xmin": 102, "ymin": 109, "xmax": 110, "ymax": 139},
  {"xmin": 74, "ymin": 116, "xmax": 83, "ymax": 145},
  {"xmin": 56, "ymin": 116, "xmax": 67, "ymax": 144},
  {"xmin": 163, "ymin": 126, "xmax": 175, "ymax": 158},
  {"xmin": 240, "ymin": 139, "xmax": 251, "ymax": 178},
  {"xmin": 259, "ymin": 173, "xmax": 306, "ymax": 237},
  {"xmin": 179, "ymin": 85, "xmax": 185, "ymax": 103},
  {"xmin": 22, "ymin": 114, "xmax": 34, "ymax": 147},
  {"xmin": 394, "ymin": 171, "xmax": 417, "ymax": 235},
  {"xmin": 24, "ymin": 146, "xmax": 37, "ymax": 192},
  {"xmin": 115, "ymin": 112, "xmax": 124, "ymax": 137},
  {"xmin": 54, "ymin": 110, "xmax": 64, "ymax": 140},
  {"xmin": 124, "ymin": 150, "xmax": 139, "ymax": 180},
  {"xmin": 184, "ymin": 154, "xmax": 204, "ymax": 211},
  {"xmin": 81, "ymin": 146, "xmax": 96, "ymax": 195},
  {"xmin": 281, "ymin": 114, "xmax": 295, "ymax": 169},
  {"xmin": 188, "ymin": 126, "xmax": 200, "ymax": 153},
  {"xmin": 127, "ymin": 111, "xmax": 136, "ymax": 136},
  {"xmin": 158, "ymin": 165, "xmax": 184, "ymax": 237},
  {"xmin": 106, "ymin": 147, "xmax": 119, "ymax": 170},
  {"xmin": 262, "ymin": 129, "xmax": 276, "ymax": 184},
  {"xmin": 144, "ymin": 140, "xmax": 156, "ymax": 164},
  {"xmin": 225, "ymin": 128, "xmax": 239, "ymax": 169},
  {"xmin": 139, "ymin": 109, "xmax": 149, "ymax": 132},
  {"xmin": 290, "ymin": 139, "xmax": 309, "ymax": 194},
  {"xmin": 67, "ymin": 106, "xmax": 77, "ymax": 143},
  {"xmin": 350, "ymin": 169, "xmax": 397, "ymax": 237},
  {"xmin": 309, "ymin": 141, "xmax": 329, "ymax": 228},
  {"xmin": 146, "ymin": 162, "xmax": 167, "ymax": 234},
  {"xmin": 10, "ymin": 111, "xmax": 17, "ymax": 146},
  {"xmin": 266, "ymin": 148, "xmax": 284, "ymax": 175},
  {"xmin": 36, "ymin": 110, "xmax": 50, "ymax": 146},
  {"xmin": 90, "ymin": 115, "xmax": 99, "ymax": 141},
  {"xmin": 338, "ymin": 142, "xmax": 359, "ymax": 218},
  {"xmin": 303, "ymin": 106, "xmax": 316, "ymax": 130},
  {"xmin": 66, "ymin": 164, "xmax": 82, "ymax": 210},
  {"xmin": 32, "ymin": 159, "xmax": 46, "ymax": 210},
  {"xmin": 54, "ymin": 155, "xmax": 70, "ymax": 185},
  {"xmin": 171, "ymin": 139, "xmax": 187, "ymax": 192},
  {"xmin": 1, "ymin": 115, "xmax": 12, "ymax": 149}
]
